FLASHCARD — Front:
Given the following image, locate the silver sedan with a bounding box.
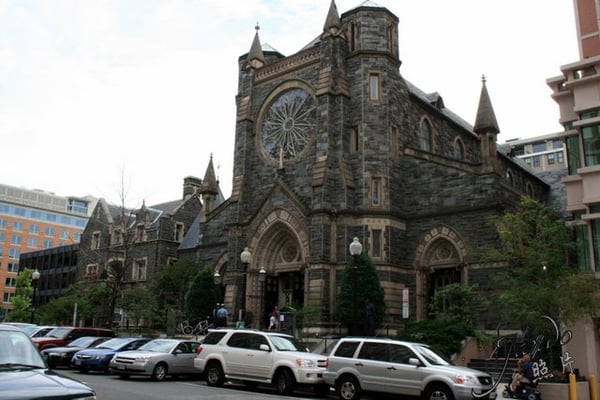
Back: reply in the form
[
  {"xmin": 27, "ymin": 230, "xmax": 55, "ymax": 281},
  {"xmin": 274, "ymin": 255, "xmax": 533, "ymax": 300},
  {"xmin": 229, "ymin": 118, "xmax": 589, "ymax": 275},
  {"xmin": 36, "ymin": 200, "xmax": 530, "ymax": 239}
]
[{"xmin": 109, "ymin": 338, "xmax": 200, "ymax": 381}]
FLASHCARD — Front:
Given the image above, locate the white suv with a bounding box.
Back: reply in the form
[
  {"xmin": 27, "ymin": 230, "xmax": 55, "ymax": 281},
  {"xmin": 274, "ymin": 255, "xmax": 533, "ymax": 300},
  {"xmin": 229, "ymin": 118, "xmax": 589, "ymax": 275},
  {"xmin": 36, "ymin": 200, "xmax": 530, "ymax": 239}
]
[
  {"xmin": 323, "ymin": 337, "xmax": 496, "ymax": 400},
  {"xmin": 194, "ymin": 329, "xmax": 329, "ymax": 396}
]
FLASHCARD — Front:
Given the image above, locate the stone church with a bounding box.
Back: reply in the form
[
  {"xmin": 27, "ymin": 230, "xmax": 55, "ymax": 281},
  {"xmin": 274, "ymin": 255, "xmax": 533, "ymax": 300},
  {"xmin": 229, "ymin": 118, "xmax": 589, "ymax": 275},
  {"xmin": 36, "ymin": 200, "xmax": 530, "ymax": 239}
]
[{"xmin": 177, "ymin": 0, "xmax": 550, "ymax": 332}]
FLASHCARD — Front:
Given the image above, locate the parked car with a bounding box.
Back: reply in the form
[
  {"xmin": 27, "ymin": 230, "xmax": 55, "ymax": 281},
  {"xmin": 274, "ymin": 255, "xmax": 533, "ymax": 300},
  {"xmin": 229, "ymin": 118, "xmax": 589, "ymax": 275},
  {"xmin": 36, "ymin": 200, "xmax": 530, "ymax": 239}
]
[
  {"xmin": 0, "ymin": 324, "xmax": 96, "ymax": 399},
  {"xmin": 41, "ymin": 336, "xmax": 111, "ymax": 368},
  {"xmin": 194, "ymin": 328, "xmax": 329, "ymax": 396},
  {"xmin": 323, "ymin": 337, "xmax": 496, "ymax": 400},
  {"xmin": 32, "ymin": 326, "xmax": 115, "ymax": 350},
  {"xmin": 21, "ymin": 325, "xmax": 57, "ymax": 338},
  {"xmin": 72, "ymin": 337, "xmax": 152, "ymax": 373},
  {"xmin": 109, "ymin": 338, "xmax": 200, "ymax": 381}
]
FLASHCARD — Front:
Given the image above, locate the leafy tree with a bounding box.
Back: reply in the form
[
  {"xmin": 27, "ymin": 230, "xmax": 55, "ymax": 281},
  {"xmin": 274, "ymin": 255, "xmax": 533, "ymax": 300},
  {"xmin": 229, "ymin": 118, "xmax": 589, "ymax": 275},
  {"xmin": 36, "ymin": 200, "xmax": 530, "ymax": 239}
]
[
  {"xmin": 6, "ymin": 268, "xmax": 36, "ymax": 322},
  {"xmin": 398, "ymin": 319, "xmax": 474, "ymax": 358},
  {"xmin": 149, "ymin": 257, "xmax": 198, "ymax": 321},
  {"xmin": 429, "ymin": 283, "xmax": 479, "ymax": 323},
  {"xmin": 490, "ymin": 197, "xmax": 600, "ymax": 330},
  {"xmin": 118, "ymin": 287, "xmax": 157, "ymax": 328},
  {"xmin": 336, "ymin": 252, "xmax": 385, "ymax": 335},
  {"xmin": 185, "ymin": 266, "xmax": 218, "ymax": 321}
]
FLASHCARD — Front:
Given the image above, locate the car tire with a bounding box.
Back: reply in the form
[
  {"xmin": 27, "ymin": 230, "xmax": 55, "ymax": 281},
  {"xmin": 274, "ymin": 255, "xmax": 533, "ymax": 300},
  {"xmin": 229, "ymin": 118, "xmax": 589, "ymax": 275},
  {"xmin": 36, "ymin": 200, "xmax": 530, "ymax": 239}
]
[
  {"xmin": 205, "ymin": 362, "xmax": 225, "ymax": 387},
  {"xmin": 314, "ymin": 384, "xmax": 331, "ymax": 397},
  {"xmin": 274, "ymin": 369, "xmax": 295, "ymax": 395},
  {"xmin": 425, "ymin": 384, "xmax": 454, "ymax": 400},
  {"xmin": 337, "ymin": 375, "xmax": 361, "ymax": 400},
  {"xmin": 151, "ymin": 362, "xmax": 168, "ymax": 381}
]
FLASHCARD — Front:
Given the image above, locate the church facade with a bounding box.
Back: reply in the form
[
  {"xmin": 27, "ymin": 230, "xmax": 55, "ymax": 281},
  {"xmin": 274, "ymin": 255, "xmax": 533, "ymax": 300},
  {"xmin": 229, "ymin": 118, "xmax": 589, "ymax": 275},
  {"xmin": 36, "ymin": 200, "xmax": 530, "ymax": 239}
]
[{"xmin": 181, "ymin": 1, "xmax": 549, "ymax": 331}]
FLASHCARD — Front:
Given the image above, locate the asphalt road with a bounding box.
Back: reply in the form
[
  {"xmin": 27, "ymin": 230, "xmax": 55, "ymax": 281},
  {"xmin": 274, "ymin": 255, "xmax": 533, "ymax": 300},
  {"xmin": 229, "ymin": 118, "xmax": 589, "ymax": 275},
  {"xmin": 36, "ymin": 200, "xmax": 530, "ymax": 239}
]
[
  {"xmin": 57, "ymin": 369, "xmax": 331, "ymax": 400},
  {"xmin": 57, "ymin": 368, "xmax": 509, "ymax": 400}
]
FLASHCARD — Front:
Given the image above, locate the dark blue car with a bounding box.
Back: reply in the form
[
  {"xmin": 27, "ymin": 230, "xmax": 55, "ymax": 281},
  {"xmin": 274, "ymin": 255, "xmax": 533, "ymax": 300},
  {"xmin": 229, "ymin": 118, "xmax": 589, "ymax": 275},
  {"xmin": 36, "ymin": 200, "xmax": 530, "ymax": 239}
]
[{"xmin": 71, "ymin": 337, "xmax": 151, "ymax": 373}]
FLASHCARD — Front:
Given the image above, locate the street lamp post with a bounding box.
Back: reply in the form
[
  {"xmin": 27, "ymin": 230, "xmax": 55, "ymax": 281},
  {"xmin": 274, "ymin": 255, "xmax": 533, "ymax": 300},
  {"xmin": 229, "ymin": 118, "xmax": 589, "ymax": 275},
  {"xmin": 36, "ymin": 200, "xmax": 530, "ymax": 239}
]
[
  {"xmin": 30, "ymin": 269, "xmax": 40, "ymax": 324},
  {"xmin": 240, "ymin": 247, "xmax": 252, "ymax": 324},
  {"xmin": 349, "ymin": 238, "xmax": 363, "ymax": 335},
  {"xmin": 213, "ymin": 270, "xmax": 222, "ymax": 303},
  {"xmin": 258, "ymin": 266, "xmax": 266, "ymax": 329}
]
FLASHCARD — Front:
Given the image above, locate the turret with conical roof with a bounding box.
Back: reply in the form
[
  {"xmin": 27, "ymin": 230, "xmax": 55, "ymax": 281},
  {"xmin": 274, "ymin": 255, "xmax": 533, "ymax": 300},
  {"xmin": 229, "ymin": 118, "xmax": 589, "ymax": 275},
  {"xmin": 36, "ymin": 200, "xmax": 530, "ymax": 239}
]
[
  {"xmin": 200, "ymin": 154, "xmax": 219, "ymax": 218},
  {"xmin": 247, "ymin": 24, "xmax": 265, "ymax": 69},
  {"xmin": 474, "ymin": 75, "xmax": 500, "ymax": 171},
  {"xmin": 323, "ymin": 0, "xmax": 341, "ymax": 34}
]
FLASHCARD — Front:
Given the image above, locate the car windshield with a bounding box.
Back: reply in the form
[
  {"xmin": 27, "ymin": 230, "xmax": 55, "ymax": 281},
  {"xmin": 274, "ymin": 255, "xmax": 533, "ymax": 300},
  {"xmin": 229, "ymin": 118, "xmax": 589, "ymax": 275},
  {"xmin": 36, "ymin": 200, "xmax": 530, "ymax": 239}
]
[
  {"xmin": 413, "ymin": 344, "xmax": 451, "ymax": 366},
  {"xmin": 46, "ymin": 327, "xmax": 70, "ymax": 338},
  {"xmin": 0, "ymin": 330, "xmax": 45, "ymax": 369},
  {"xmin": 269, "ymin": 335, "xmax": 307, "ymax": 352},
  {"xmin": 138, "ymin": 339, "xmax": 177, "ymax": 353},
  {"xmin": 95, "ymin": 338, "xmax": 130, "ymax": 350},
  {"xmin": 68, "ymin": 337, "xmax": 98, "ymax": 347}
]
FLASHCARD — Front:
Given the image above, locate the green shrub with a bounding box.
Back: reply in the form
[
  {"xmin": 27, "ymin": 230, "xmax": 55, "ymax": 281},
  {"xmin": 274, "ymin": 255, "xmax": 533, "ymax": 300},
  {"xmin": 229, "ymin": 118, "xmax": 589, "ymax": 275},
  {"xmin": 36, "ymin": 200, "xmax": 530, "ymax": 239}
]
[{"xmin": 396, "ymin": 319, "xmax": 474, "ymax": 358}]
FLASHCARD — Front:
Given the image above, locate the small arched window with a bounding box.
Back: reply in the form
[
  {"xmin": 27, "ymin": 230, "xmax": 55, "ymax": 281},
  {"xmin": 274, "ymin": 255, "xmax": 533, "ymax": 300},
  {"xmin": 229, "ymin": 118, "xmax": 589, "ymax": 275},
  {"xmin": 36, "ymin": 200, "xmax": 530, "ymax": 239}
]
[
  {"xmin": 454, "ymin": 138, "xmax": 465, "ymax": 160},
  {"xmin": 421, "ymin": 119, "xmax": 433, "ymax": 152}
]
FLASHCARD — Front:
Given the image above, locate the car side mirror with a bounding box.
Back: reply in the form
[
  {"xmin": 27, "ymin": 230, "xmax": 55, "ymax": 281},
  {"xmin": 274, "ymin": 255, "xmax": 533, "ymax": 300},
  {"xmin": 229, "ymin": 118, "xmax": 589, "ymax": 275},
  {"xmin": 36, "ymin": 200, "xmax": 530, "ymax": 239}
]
[
  {"xmin": 259, "ymin": 344, "xmax": 270, "ymax": 352},
  {"xmin": 409, "ymin": 357, "xmax": 421, "ymax": 366}
]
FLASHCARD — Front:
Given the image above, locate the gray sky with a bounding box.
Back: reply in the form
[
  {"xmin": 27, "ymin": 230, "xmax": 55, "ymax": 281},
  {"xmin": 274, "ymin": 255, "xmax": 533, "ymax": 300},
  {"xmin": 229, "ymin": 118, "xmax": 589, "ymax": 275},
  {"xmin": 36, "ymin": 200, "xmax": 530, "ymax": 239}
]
[{"xmin": 0, "ymin": 0, "xmax": 578, "ymax": 207}]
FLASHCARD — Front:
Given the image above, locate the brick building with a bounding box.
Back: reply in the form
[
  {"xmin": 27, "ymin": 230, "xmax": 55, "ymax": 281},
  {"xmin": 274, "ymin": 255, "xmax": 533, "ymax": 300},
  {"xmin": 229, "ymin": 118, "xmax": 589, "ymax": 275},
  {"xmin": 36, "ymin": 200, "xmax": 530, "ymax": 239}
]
[{"xmin": 180, "ymin": 1, "xmax": 551, "ymax": 332}]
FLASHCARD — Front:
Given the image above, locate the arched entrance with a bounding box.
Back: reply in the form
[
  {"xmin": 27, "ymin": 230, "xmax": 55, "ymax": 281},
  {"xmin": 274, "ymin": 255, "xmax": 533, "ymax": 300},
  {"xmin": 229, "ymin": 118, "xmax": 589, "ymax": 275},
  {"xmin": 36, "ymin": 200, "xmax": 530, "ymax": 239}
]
[
  {"xmin": 246, "ymin": 210, "xmax": 309, "ymax": 329},
  {"xmin": 414, "ymin": 226, "xmax": 467, "ymax": 320}
]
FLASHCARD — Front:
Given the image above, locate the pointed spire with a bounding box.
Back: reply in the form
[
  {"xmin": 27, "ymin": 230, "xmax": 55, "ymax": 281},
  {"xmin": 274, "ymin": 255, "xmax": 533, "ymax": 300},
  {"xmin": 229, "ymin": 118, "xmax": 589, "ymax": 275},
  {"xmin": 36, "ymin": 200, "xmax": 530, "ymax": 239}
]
[
  {"xmin": 200, "ymin": 154, "xmax": 219, "ymax": 195},
  {"xmin": 323, "ymin": 0, "xmax": 341, "ymax": 34},
  {"xmin": 248, "ymin": 23, "xmax": 265, "ymax": 68},
  {"xmin": 473, "ymin": 75, "xmax": 500, "ymax": 135}
]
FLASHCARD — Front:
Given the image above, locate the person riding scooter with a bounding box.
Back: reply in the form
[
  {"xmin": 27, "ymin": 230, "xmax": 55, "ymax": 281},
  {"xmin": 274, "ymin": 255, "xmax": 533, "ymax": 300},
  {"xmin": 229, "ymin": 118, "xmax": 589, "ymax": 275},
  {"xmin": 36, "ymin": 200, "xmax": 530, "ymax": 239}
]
[{"xmin": 503, "ymin": 354, "xmax": 542, "ymax": 400}]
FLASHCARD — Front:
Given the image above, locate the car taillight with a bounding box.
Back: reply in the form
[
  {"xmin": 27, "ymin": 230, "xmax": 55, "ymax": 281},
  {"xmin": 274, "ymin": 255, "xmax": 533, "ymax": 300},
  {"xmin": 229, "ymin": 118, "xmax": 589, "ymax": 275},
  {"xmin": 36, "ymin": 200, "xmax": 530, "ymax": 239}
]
[{"xmin": 196, "ymin": 346, "xmax": 203, "ymax": 355}]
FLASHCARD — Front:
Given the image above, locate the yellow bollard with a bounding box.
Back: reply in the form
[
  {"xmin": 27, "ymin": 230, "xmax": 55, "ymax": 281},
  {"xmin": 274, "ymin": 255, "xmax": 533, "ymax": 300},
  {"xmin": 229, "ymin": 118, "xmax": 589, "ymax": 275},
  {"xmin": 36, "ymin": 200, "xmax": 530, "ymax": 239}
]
[
  {"xmin": 570, "ymin": 373, "xmax": 578, "ymax": 400},
  {"xmin": 589, "ymin": 375, "xmax": 598, "ymax": 400}
]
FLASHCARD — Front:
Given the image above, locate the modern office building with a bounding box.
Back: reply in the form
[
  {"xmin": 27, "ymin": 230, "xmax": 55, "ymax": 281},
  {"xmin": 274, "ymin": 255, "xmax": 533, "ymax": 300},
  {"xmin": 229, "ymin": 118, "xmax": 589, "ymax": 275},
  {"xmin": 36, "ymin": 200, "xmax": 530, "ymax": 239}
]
[
  {"xmin": 501, "ymin": 133, "xmax": 567, "ymax": 173},
  {"xmin": 546, "ymin": 0, "xmax": 600, "ymax": 380},
  {"xmin": 0, "ymin": 183, "xmax": 95, "ymax": 319}
]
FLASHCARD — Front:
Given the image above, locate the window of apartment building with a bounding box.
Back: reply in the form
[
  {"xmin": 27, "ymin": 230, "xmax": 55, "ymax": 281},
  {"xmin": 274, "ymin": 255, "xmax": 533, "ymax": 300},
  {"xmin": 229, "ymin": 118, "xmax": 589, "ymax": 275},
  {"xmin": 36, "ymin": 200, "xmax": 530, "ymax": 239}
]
[
  {"xmin": 3, "ymin": 293, "xmax": 12, "ymax": 303},
  {"xmin": 557, "ymin": 151, "xmax": 564, "ymax": 164},
  {"xmin": 421, "ymin": 119, "xmax": 433, "ymax": 152},
  {"xmin": 582, "ymin": 124, "xmax": 600, "ymax": 167},
  {"xmin": 0, "ymin": 232, "xmax": 4, "ymax": 243},
  {"xmin": 43, "ymin": 240, "xmax": 53, "ymax": 249},
  {"xmin": 10, "ymin": 235, "xmax": 23, "ymax": 246},
  {"xmin": 136, "ymin": 224, "xmax": 146, "ymax": 242},
  {"xmin": 371, "ymin": 229, "xmax": 382, "ymax": 258},
  {"xmin": 74, "ymin": 232, "xmax": 81, "ymax": 241},
  {"xmin": 532, "ymin": 142, "xmax": 546, "ymax": 153},
  {"xmin": 7, "ymin": 263, "xmax": 19, "ymax": 273},
  {"xmin": 91, "ymin": 232, "xmax": 101, "ymax": 249},
  {"xmin": 174, "ymin": 223, "xmax": 184, "ymax": 242},
  {"xmin": 44, "ymin": 226, "xmax": 55, "ymax": 236},
  {"xmin": 552, "ymin": 139, "xmax": 563, "ymax": 149},
  {"xmin": 371, "ymin": 178, "xmax": 382, "ymax": 207},
  {"xmin": 29, "ymin": 224, "xmax": 40, "ymax": 234},
  {"xmin": 547, "ymin": 153, "xmax": 555, "ymax": 165},
  {"xmin": 9, "ymin": 249, "xmax": 20, "ymax": 259},
  {"xmin": 0, "ymin": 218, "xmax": 7, "ymax": 229},
  {"xmin": 5, "ymin": 277, "xmax": 16, "ymax": 287},
  {"xmin": 566, "ymin": 135, "xmax": 581, "ymax": 175},
  {"xmin": 13, "ymin": 221, "xmax": 23, "ymax": 232},
  {"xmin": 60, "ymin": 229, "xmax": 69, "ymax": 239},
  {"xmin": 533, "ymin": 156, "xmax": 541, "ymax": 168},
  {"xmin": 454, "ymin": 138, "xmax": 465, "ymax": 160},
  {"xmin": 27, "ymin": 237, "xmax": 38, "ymax": 248},
  {"xmin": 132, "ymin": 258, "xmax": 147, "ymax": 281},
  {"xmin": 524, "ymin": 157, "xmax": 531, "ymax": 166},
  {"xmin": 369, "ymin": 73, "xmax": 380, "ymax": 101}
]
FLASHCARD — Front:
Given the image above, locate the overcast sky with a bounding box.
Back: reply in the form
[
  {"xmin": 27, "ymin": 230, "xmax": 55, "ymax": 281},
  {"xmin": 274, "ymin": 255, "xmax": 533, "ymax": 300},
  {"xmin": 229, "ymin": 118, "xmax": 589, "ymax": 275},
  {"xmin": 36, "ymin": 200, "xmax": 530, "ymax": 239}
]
[{"xmin": 0, "ymin": 0, "xmax": 579, "ymax": 207}]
